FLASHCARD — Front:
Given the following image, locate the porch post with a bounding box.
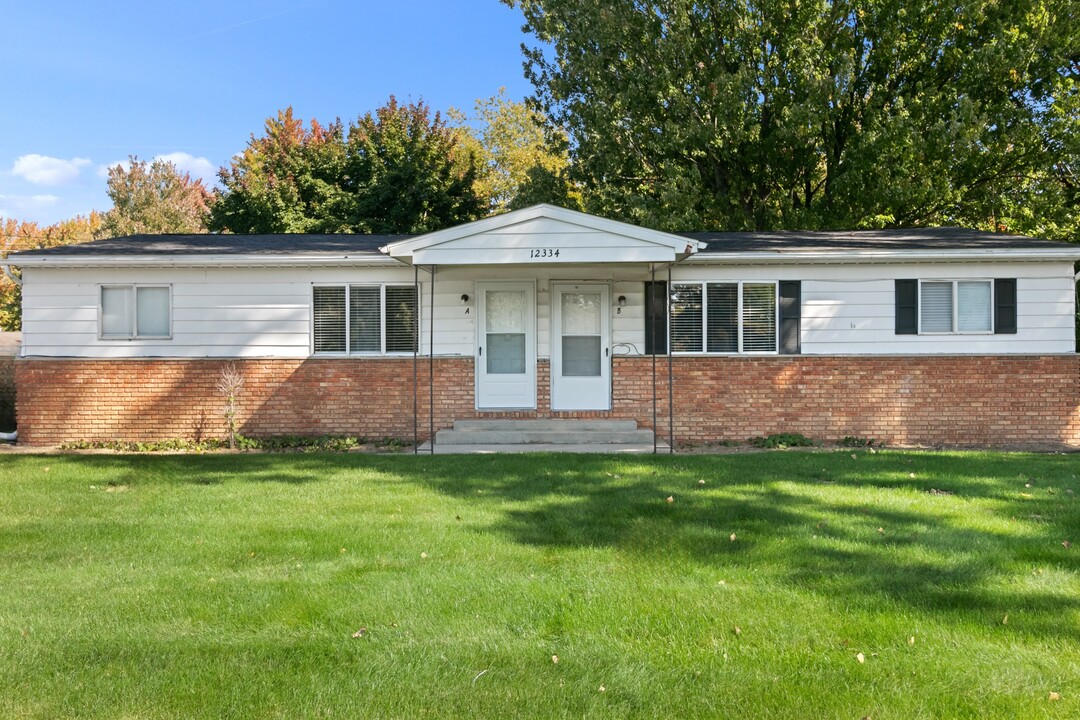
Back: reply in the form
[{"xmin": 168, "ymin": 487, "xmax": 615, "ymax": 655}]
[
  {"xmin": 667, "ymin": 265, "xmax": 674, "ymax": 454},
  {"xmin": 429, "ymin": 265, "xmax": 436, "ymax": 454},
  {"xmin": 651, "ymin": 264, "xmax": 657, "ymax": 455},
  {"xmin": 413, "ymin": 263, "xmax": 419, "ymax": 454}
]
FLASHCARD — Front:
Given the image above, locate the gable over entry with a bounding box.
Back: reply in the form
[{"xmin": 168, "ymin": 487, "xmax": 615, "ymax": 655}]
[{"xmin": 379, "ymin": 204, "xmax": 704, "ymax": 265}]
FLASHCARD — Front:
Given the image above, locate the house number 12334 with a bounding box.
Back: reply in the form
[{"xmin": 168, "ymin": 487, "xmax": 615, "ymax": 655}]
[{"xmin": 529, "ymin": 249, "xmax": 560, "ymax": 259}]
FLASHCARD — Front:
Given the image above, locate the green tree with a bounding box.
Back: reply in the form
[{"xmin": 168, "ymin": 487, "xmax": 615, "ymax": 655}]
[
  {"xmin": 100, "ymin": 157, "xmax": 212, "ymax": 237},
  {"xmin": 210, "ymin": 108, "xmax": 347, "ymax": 234},
  {"xmin": 210, "ymin": 100, "xmax": 486, "ymax": 234},
  {"xmin": 451, "ymin": 89, "xmax": 579, "ymax": 213},
  {"xmin": 507, "ymin": 0, "xmax": 1080, "ymax": 240},
  {"xmin": 340, "ymin": 97, "xmax": 486, "ymax": 233}
]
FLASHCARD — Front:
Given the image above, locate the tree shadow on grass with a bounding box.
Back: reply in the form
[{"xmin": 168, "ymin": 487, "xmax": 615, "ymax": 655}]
[
  {"xmin": 38, "ymin": 450, "xmax": 1080, "ymax": 641},
  {"xmin": 399, "ymin": 450, "xmax": 1080, "ymax": 641}
]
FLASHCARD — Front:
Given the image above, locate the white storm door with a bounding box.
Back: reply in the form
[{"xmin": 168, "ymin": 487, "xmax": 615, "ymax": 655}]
[
  {"xmin": 551, "ymin": 284, "xmax": 610, "ymax": 411},
  {"xmin": 476, "ymin": 282, "xmax": 536, "ymax": 409}
]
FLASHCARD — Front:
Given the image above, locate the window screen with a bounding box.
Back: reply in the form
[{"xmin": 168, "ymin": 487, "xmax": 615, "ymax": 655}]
[
  {"xmin": 313, "ymin": 286, "xmax": 347, "ymax": 352},
  {"xmin": 385, "ymin": 286, "xmax": 418, "ymax": 353},
  {"xmin": 920, "ymin": 282, "xmax": 953, "ymax": 333},
  {"xmin": 741, "ymin": 283, "xmax": 777, "ymax": 352},
  {"xmin": 670, "ymin": 284, "xmax": 703, "ymax": 352},
  {"xmin": 101, "ymin": 286, "xmax": 133, "ymax": 337},
  {"xmin": 705, "ymin": 283, "xmax": 738, "ymax": 352},
  {"xmin": 957, "ymin": 281, "xmax": 991, "ymax": 332},
  {"xmin": 349, "ymin": 286, "xmax": 381, "ymax": 352},
  {"xmin": 135, "ymin": 287, "xmax": 170, "ymax": 337}
]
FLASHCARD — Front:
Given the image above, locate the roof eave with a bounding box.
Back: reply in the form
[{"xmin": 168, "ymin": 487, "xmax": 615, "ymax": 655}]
[
  {"xmin": 686, "ymin": 248, "xmax": 1080, "ymax": 264},
  {"xmin": 7, "ymin": 254, "xmax": 402, "ymax": 268}
]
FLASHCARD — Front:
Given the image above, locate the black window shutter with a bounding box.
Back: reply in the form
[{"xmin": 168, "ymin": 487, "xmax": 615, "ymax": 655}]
[
  {"xmin": 895, "ymin": 279, "xmax": 918, "ymax": 334},
  {"xmin": 644, "ymin": 281, "xmax": 668, "ymax": 355},
  {"xmin": 779, "ymin": 281, "xmax": 801, "ymax": 354},
  {"xmin": 994, "ymin": 278, "xmax": 1017, "ymax": 334}
]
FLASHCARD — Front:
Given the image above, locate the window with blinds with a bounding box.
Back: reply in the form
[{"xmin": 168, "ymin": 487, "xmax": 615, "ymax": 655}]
[
  {"xmin": 100, "ymin": 284, "xmax": 171, "ymax": 339},
  {"xmin": 919, "ymin": 280, "xmax": 992, "ymax": 333},
  {"xmin": 313, "ymin": 284, "xmax": 418, "ymax": 354},
  {"xmin": 671, "ymin": 281, "xmax": 778, "ymax": 353}
]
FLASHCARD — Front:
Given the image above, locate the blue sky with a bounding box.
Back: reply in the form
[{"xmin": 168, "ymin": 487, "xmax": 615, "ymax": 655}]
[{"xmin": 0, "ymin": 0, "xmax": 535, "ymax": 225}]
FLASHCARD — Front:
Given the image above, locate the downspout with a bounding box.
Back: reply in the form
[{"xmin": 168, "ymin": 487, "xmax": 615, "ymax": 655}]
[{"xmin": 1, "ymin": 264, "xmax": 21, "ymax": 286}]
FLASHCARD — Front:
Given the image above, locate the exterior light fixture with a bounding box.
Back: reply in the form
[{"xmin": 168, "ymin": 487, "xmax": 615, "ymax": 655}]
[
  {"xmin": 617, "ymin": 295, "xmax": 627, "ymax": 307},
  {"xmin": 460, "ymin": 293, "xmax": 470, "ymax": 304}
]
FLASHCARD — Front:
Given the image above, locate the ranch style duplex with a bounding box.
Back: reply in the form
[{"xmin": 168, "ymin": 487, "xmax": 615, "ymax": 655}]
[{"xmin": 8, "ymin": 204, "xmax": 1080, "ymax": 449}]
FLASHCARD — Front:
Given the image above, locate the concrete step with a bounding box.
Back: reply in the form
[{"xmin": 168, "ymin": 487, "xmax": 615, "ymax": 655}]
[
  {"xmin": 418, "ymin": 441, "xmax": 670, "ymax": 454},
  {"xmin": 436, "ymin": 428, "xmax": 656, "ymax": 445},
  {"xmin": 452, "ymin": 419, "xmax": 639, "ymax": 432}
]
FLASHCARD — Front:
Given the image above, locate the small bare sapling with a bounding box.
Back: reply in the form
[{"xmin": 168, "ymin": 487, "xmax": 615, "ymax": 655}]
[{"xmin": 217, "ymin": 363, "xmax": 245, "ymax": 449}]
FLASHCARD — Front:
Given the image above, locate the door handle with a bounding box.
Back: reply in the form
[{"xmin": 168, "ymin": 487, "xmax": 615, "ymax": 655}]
[
  {"xmin": 605, "ymin": 347, "xmax": 609, "ymax": 357},
  {"xmin": 479, "ymin": 346, "xmax": 482, "ymax": 356}
]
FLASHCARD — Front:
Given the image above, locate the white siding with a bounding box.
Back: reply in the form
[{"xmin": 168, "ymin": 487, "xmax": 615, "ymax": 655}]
[
  {"xmin": 19, "ymin": 259, "xmax": 1077, "ymax": 358},
  {"xmin": 671, "ymin": 261, "xmax": 1076, "ymax": 355}
]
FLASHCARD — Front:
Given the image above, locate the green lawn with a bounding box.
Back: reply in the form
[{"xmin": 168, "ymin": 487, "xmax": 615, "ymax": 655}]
[{"xmin": 0, "ymin": 450, "xmax": 1077, "ymax": 719}]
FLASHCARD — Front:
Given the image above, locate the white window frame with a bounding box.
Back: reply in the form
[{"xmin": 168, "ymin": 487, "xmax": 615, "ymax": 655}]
[
  {"xmin": 670, "ymin": 281, "xmax": 779, "ymax": 355},
  {"xmin": 311, "ymin": 283, "xmax": 419, "ymax": 355},
  {"xmin": 917, "ymin": 279, "xmax": 994, "ymax": 335},
  {"xmin": 98, "ymin": 284, "xmax": 172, "ymax": 340}
]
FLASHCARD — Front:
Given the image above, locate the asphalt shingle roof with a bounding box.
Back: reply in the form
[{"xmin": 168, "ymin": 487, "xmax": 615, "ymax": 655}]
[
  {"xmin": 679, "ymin": 227, "xmax": 1071, "ymax": 253},
  {"xmin": 8, "ymin": 227, "xmax": 1073, "ymax": 258}
]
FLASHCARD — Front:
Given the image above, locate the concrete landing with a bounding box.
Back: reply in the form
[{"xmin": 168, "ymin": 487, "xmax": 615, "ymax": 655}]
[{"xmin": 417, "ymin": 441, "xmax": 671, "ymax": 454}]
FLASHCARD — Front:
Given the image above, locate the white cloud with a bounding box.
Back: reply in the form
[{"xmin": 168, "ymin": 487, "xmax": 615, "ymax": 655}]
[
  {"xmin": 153, "ymin": 152, "xmax": 216, "ymax": 184},
  {"xmin": 0, "ymin": 193, "xmax": 60, "ymax": 220},
  {"xmin": 11, "ymin": 154, "xmax": 92, "ymax": 186}
]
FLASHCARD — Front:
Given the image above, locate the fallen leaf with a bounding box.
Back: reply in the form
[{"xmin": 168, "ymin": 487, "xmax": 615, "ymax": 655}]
[
  {"xmin": 733, "ymin": 625, "xmax": 741, "ymax": 636},
  {"xmin": 455, "ymin": 515, "xmax": 462, "ymax": 521},
  {"xmin": 43, "ymin": 467, "xmax": 50, "ymax": 473},
  {"xmin": 730, "ymin": 533, "xmax": 737, "ymax": 542},
  {"xmin": 851, "ymin": 453, "xmax": 857, "ymax": 459},
  {"xmin": 1066, "ymin": 489, "xmax": 1074, "ymax": 495},
  {"xmin": 352, "ymin": 627, "xmax": 367, "ymax": 639},
  {"xmin": 339, "ymin": 548, "xmax": 346, "ymax": 554},
  {"xmin": 1002, "ymin": 614, "xmax": 1009, "ymax": 625},
  {"xmin": 1049, "ymin": 692, "xmax": 1061, "ymax": 701},
  {"xmin": 856, "ymin": 652, "xmax": 865, "ymax": 663},
  {"xmin": 551, "ymin": 655, "xmax": 559, "ymax": 664},
  {"xmin": 909, "ymin": 472, "xmax": 915, "ymax": 478},
  {"xmin": 908, "ymin": 636, "xmax": 915, "ymax": 646},
  {"xmin": 598, "ymin": 685, "xmax": 606, "ymax": 692},
  {"xmin": 666, "ymin": 496, "xmax": 674, "ymax": 503},
  {"xmin": 697, "ymin": 479, "xmax": 706, "ymax": 485},
  {"xmin": 877, "ymin": 527, "xmax": 884, "ymax": 534},
  {"xmin": 1063, "ymin": 540, "xmax": 1072, "ymax": 549},
  {"xmin": 1025, "ymin": 483, "xmax": 1032, "ymax": 488}
]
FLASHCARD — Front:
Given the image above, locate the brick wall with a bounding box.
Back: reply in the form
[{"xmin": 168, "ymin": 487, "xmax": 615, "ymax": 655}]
[
  {"xmin": 14, "ymin": 355, "xmax": 1080, "ymax": 448},
  {"xmin": 614, "ymin": 355, "xmax": 1080, "ymax": 448}
]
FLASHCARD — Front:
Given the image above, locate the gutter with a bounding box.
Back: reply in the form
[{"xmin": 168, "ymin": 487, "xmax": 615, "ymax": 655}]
[
  {"xmin": 685, "ymin": 248, "xmax": 1080, "ymax": 265},
  {"xmin": 6, "ymin": 254, "xmax": 404, "ymax": 269},
  {"xmin": 0, "ymin": 265, "xmax": 21, "ymax": 286}
]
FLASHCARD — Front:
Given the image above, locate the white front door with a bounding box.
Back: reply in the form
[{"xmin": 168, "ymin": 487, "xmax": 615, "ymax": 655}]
[
  {"xmin": 476, "ymin": 282, "xmax": 536, "ymax": 409},
  {"xmin": 551, "ymin": 284, "xmax": 610, "ymax": 411}
]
